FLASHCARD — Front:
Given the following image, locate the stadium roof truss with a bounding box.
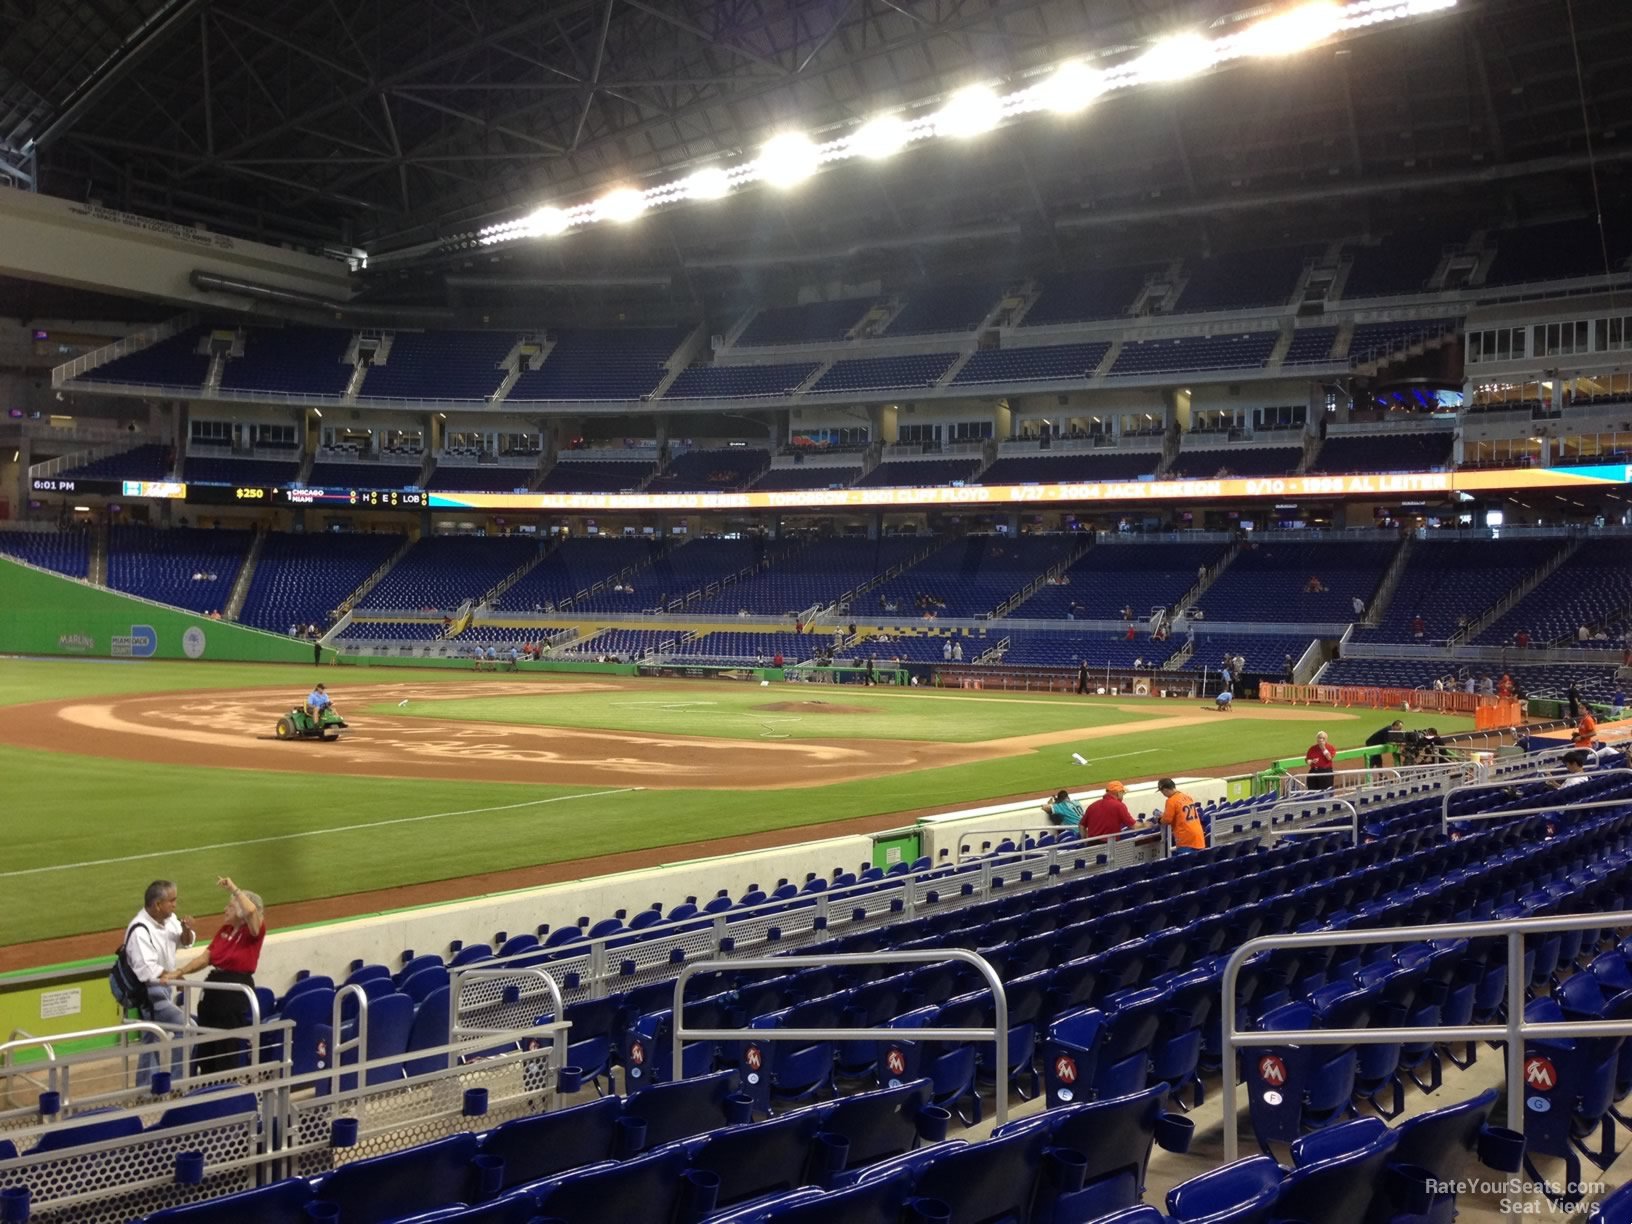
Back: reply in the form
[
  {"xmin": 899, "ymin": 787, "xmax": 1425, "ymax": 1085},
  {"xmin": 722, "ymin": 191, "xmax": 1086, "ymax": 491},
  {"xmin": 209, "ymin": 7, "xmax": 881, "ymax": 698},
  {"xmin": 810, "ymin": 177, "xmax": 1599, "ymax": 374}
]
[{"xmin": 0, "ymin": 0, "xmax": 1629, "ymax": 274}]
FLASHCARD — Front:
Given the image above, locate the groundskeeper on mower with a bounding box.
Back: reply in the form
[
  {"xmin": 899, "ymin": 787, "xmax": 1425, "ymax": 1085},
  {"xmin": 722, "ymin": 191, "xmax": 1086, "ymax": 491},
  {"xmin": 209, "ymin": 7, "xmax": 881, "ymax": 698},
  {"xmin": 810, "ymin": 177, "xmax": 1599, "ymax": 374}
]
[{"xmin": 274, "ymin": 706, "xmax": 347, "ymax": 740}]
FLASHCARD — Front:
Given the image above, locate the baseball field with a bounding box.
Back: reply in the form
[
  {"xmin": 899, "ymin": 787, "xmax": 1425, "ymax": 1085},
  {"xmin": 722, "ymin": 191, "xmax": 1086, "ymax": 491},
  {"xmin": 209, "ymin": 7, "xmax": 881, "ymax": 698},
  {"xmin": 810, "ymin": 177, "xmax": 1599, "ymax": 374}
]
[{"xmin": 0, "ymin": 655, "xmax": 1472, "ymax": 958}]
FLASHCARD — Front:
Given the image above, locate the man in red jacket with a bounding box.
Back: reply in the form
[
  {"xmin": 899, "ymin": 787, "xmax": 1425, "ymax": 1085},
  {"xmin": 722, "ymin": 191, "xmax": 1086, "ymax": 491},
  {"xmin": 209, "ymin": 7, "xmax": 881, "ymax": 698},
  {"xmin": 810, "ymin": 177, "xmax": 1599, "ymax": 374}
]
[{"xmin": 1082, "ymin": 781, "xmax": 1137, "ymax": 838}]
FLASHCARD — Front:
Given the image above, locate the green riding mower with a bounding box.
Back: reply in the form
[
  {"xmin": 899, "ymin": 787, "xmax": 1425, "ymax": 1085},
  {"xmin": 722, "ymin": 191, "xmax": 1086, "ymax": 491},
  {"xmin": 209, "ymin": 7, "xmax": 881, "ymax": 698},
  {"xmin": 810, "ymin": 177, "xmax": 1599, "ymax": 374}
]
[{"xmin": 274, "ymin": 706, "xmax": 347, "ymax": 741}]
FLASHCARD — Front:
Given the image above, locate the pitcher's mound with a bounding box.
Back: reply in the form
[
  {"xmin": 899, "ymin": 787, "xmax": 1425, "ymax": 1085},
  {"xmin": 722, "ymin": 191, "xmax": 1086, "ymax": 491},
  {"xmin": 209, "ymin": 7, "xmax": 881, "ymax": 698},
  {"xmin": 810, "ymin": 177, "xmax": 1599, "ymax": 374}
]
[{"xmin": 757, "ymin": 701, "xmax": 876, "ymax": 715}]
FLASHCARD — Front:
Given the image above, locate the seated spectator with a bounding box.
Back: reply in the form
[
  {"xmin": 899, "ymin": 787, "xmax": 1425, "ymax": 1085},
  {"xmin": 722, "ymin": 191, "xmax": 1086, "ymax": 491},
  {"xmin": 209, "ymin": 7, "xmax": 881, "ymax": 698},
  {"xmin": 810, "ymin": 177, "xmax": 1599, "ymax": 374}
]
[{"xmin": 1041, "ymin": 789, "xmax": 1084, "ymax": 828}]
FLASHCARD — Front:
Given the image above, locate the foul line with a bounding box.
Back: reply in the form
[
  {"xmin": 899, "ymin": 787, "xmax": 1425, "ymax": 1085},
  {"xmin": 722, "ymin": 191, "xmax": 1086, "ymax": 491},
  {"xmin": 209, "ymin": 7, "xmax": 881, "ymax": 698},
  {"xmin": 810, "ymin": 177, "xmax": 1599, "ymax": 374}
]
[{"xmin": 0, "ymin": 788, "xmax": 641, "ymax": 880}]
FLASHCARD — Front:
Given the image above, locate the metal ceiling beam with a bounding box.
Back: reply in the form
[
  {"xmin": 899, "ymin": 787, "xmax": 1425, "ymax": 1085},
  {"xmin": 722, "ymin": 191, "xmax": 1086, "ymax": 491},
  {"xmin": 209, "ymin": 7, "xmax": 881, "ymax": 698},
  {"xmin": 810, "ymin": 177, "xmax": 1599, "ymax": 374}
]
[
  {"xmin": 379, "ymin": 95, "xmax": 411, "ymax": 212},
  {"xmin": 209, "ymin": 8, "xmax": 372, "ymax": 86},
  {"xmin": 24, "ymin": 0, "xmax": 206, "ymax": 152},
  {"xmin": 387, "ymin": 89, "xmax": 566, "ymax": 153},
  {"xmin": 620, "ymin": 0, "xmax": 790, "ymax": 76},
  {"xmin": 573, "ymin": 0, "xmax": 617, "ymax": 151},
  {"xmin": 186, "ymin": 2, "xmax": 602, "ymax": 170}
]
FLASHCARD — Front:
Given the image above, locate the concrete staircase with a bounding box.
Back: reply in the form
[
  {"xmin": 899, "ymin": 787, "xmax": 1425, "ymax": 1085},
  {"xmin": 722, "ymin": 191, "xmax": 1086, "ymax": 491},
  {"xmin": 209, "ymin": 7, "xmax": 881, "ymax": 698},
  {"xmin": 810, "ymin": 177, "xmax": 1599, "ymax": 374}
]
[
  {"xmin": 483, "ymin": 542, "xmax": 552, "ymax": 606},
  {"xmin": 994, "ymin": 535, "xmax": 1094, "ymax": 619},
  {"xmin": 1175, "ymin": 541, "xmax": 1241, "ymax": 615},
  {"xmin": 1450, "ymin": 538, "xmax": 1584, "ymax": 645},
  {"xmin": 89, "ymin": 521, "xmax": 109, "ymax": 586},
  {"xmin": 648, "ymin": 323, "xmax": 710, "ymax": 402},
  {"xmin": 224, "ymin": 528, "xmax": 266, "ymax": 621},
  {"xmin": 1361, "ymin": 536, "xmax": 1414, "ymax": 627},
  {"xmin": 336, "ymin": 535, "xmax": 415, "ymax": 614},
  {"xmin": 1161, "ymin": 637, "xmax": 1195, "ymax": 670}
]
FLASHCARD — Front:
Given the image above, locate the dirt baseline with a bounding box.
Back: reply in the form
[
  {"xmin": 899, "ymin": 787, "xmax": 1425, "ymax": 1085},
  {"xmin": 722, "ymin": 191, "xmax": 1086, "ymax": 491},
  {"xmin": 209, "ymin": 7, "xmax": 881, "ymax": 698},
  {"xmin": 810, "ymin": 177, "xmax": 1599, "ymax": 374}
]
[{"xmin": 0, "ymin": 678, "xmax": 1355, "ymax": 789}]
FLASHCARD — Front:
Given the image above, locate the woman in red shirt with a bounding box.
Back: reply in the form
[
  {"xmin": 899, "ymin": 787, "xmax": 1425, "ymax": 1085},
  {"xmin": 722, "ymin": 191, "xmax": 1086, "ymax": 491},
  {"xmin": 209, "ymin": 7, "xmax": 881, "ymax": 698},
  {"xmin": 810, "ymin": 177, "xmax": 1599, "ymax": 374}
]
[
  {"xmin": 167, "ymin": 875, "xmax": 266, "ymax": 1075},
  {"xmin": 1304, "ymin": 731, "xmax": 1336, "ymax": 790}
]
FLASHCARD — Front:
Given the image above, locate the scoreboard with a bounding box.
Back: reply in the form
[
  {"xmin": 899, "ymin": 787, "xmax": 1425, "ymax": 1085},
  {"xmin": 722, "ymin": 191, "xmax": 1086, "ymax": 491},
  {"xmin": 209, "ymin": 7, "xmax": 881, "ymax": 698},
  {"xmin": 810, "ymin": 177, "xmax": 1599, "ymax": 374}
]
[
  {"xmin": 183, "ymin": 485, "xmax": 426, "ymax": 508},
  {"xmin": 29, "ymin": 477, "xmax": 424, "ymax": 508}
]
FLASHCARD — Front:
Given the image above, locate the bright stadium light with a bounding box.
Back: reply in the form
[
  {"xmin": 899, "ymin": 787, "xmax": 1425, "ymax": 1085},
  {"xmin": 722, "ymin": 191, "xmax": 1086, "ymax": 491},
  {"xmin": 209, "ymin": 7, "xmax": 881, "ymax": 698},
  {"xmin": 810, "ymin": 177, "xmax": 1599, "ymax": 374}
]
[
  {"xmin": 935, "ymin": 85, "xmax": 1001, "ymax": 138},
  {"xmin": 850, "ymin": 114, "xmax": 911, "ymax": 160},
  {"xmin": 595, "ymin": 188, "xmax": 647, "ymax": 223},
  {"xmin": 520, "ymin": 206, "xmax": 570, "ymax": 237},
  {"xmin": 1133, "ymin": 32, "xmax": 1217, "ymax": 82},
  {"xmin": 683, "ymin": 167, "xmax": 732, "ymax": 200},
  {"xmin": 1038, "ymin": 60, "xmax": 1107, "ymax": 114},
  {"xmin": 757, "ymin": 132, "xmax": 819, "ymax": 187},
  {"xmin": 458, "ymin": 0, "xmax": 1460, "ymax": 249},
  {"xmin": 1238, "ymin": 2, "xmax": 1343, "ymax": 56}
]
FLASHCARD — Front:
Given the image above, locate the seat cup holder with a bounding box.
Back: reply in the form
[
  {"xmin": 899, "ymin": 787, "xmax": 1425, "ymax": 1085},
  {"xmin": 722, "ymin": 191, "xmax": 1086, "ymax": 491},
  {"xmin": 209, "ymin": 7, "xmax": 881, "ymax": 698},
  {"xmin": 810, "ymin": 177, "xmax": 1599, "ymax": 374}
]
[
  {"xmin": 303, "ymin": 1203, "xmax": 341, "ymax": 1223},
  {"xmin": 1383, "ymin": 1161, "xmax": 1441, "ymax": 1215},
  {"xmin": 909, "ymin": 1197, "xmax": 953, "ymax": 1224},
  {"xmin": 1479, "ymin": 1125, "xmax": 1527, "ymax": 1173},
  {"xmin": 725, "ymin": 1092, "xmax": 755, "ymax": 1125},
  {"xmin": 1, "ymin": 1186, "xmax": 30, "ymax": 1223},
  {"xmin": 471, "ymin": 1153, "xmax": 505, "ymax": 1201},
  {"xmin": 1156, "ymin": 1112, "xmax": 1196, "ymax": 1153},
  {"xmin": 916, "ymin": 1105, "xmax": 951, "ymax": 1143},
  {"xmin": 1046, "ymin": 1146, "xmax": 1089, "ymax": 1193},
  {"xmin": 816, "ymin": 1131, "xmax": 851, "ymax": 1181},
  {"xmin": 330, "ymin": 1117, "xmax": 359, "ymax": 1148},
  {"xmin": 614, "ymin": 1114, "xmax": 648, "ymax": 1158},
  {"xmin": 174, "ymin": 1150, "xmax": 205, "ymax": 1185},
  {"xmin": 557, "ymin": 1065, "xmax": 584, "ymax": 1094},
  {"xmin": 681, "ymin": 1167, "xmax": 720, "ymax": 1220}
]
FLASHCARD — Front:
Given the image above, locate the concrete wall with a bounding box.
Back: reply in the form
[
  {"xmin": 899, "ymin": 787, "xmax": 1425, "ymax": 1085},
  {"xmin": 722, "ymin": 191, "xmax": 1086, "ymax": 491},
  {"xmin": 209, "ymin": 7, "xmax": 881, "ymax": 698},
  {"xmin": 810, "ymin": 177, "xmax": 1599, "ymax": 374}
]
[{"xmin": 0, "ymin": 190, "xmax": 352, "ymax": 308}]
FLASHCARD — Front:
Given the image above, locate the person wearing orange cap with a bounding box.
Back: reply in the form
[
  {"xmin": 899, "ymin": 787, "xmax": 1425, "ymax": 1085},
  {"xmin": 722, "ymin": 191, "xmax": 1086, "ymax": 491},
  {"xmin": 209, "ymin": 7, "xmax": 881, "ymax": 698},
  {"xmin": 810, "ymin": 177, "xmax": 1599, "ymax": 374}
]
[{"xmin": 1082, "ymin": 781, "xmax": 1137, "ymax": 838}]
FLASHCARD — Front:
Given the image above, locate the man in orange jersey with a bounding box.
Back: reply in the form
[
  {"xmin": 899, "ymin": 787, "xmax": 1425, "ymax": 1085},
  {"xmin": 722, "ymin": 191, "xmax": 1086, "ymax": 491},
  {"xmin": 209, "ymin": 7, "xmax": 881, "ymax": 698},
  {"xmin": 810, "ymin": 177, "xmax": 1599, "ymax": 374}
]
[
  {"xmin": 1574, "ymin": 711, "xmax": 1599, "ymax": 749},
  {"xmin": 1154, "ymin": 778, "xmax": 1207, "ymax": 852}
]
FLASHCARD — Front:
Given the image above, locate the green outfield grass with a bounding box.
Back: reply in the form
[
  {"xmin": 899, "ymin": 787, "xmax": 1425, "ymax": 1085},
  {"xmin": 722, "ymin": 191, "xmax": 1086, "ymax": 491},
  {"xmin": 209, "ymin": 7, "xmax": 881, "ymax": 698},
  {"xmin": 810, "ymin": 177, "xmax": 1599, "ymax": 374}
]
[
  {"xmin": 0, "ymin": 657, "xmax": 1472, "ymax": 946},
  {"xmin": 375, "ymin": 684, "xmax": 1170, "ymax": 742}
]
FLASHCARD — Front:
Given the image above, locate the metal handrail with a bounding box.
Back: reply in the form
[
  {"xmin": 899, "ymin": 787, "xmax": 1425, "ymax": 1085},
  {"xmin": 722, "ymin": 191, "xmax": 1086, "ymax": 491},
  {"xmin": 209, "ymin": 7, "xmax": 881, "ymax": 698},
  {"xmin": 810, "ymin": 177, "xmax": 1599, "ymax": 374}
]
[
  {"xmin": 1259, "ymin": 797, "xmax": 1359, "ymax": 843},
  {"xmin": 1442, "ymin": 796, "xmax": 1632, "ymax": 833},
  {"xmin": 672, "ymin": 950, "xmax": 1012, "ymax": 1124},
  {"xmin": 451, "ymin": 966, "xmax": 566, "ymax": 1039},
  {"xmin": 171, "ymin": 978, "xmax": 266, "ymax": 1069},
  {"xmin": 1440, "ymin": 770, "xmax": 1632, "ymax": 833},
  {"xmin": 1220, "ymin": 910, "xmax": 1632, "ymax": 1162},
  {"xmin": 954, "ymin": 825, "xmax": 1094, "ymax": 863},
  {"xmin": 2, "ymin": 1028, "xmax": 54, "ymax": 1108}
]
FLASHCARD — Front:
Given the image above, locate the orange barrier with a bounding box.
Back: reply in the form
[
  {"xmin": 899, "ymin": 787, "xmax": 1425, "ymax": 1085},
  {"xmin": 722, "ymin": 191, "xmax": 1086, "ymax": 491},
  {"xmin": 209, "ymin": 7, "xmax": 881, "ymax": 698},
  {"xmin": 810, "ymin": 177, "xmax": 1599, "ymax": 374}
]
[
  {"xmin": 1474, "ymin": 700, "xmax": 1524, "ymax": 730},
  {"xmin": 1259, "ymin": 682, "xmax": 1508, "ymax": 717}
]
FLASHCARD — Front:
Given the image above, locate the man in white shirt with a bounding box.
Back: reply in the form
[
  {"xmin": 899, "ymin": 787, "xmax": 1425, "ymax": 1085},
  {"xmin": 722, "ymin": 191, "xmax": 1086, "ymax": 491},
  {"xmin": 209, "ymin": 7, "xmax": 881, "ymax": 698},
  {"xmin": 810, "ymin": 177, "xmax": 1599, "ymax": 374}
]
[
  {"xmin": 125, "ymin": 880, "xmax": 195, "ymax": 1086},
  {"xmin": 1554, "ymin": 751, "xmax": 1592, "ymax": 789}
]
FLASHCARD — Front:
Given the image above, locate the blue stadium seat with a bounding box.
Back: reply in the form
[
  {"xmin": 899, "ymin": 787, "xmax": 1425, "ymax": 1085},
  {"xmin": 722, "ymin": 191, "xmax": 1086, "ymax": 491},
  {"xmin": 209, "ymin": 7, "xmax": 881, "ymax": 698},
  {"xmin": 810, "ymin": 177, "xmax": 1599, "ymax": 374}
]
[
  {"xmin": 476, "ymin": 1094, "xmax": 624, "ymax": 1191},
  {"xmin": 140, "ymin": 1178, "xmax": 313, "ymax": 1223}
]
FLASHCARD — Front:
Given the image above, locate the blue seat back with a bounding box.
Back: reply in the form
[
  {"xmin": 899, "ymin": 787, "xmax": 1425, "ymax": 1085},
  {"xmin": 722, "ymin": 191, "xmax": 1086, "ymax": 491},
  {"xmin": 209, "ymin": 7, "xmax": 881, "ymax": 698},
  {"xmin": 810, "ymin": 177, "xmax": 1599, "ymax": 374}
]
[
  {"xmin": 404, "ymin": 985, "xmax": 453, "ymax": 1078},
  {"xmin": 31, "ymin": 1110, "xmax": 143, "ymax": 1153},
  {"xmin": 479, "ymin": 1094, "xmax": 621, "ymax": 1189},
  {"xmin": 815, "ymin": 1079, "xmax": 933, "ymax": 1167},
  {"xmin": 674, "ymin": 1110, "xmax": 826, "ymax": 1208},
  {"xmin": 530, "ymin": 1148, "xmax": 692, "ymax": 1222},
  {"xmin": 141, "ymin": 1177, "xmax": 313, "ymax": 1223},
  {"xmin": 151, "ymin": 1089, "xmax": 258, "ymax": 1130},
  {"xmin": 315, "ymin": 1132, "xmax": 479, "ymax": 1224},
  {"xmin": 1275, "ymin": 1130, "xmax": 1401, "ymax": 1223},
  {"xmin": 363, "ymin": 992, "xmax": 418, "ymax": 1085},
  {"xmin": 621, "ymin": 1068, "xmax": 743, "ymax": 1148}
]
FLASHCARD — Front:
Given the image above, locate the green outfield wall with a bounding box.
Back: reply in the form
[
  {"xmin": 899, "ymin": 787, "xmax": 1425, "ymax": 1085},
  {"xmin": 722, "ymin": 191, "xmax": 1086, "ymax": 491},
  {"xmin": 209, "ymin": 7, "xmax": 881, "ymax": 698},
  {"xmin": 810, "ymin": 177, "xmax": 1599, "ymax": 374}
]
[{"xmin": 0, "ymin": 556, "xmax": 320, "ymax": 663}]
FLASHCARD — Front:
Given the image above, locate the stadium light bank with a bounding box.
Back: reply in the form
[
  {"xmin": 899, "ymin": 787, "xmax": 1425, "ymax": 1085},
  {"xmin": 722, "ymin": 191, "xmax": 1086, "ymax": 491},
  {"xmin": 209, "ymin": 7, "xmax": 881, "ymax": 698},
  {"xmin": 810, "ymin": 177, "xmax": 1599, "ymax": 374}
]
[{"xmin": 470, "ymin": 0, "xmax": 1457, "ymax": 249}]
